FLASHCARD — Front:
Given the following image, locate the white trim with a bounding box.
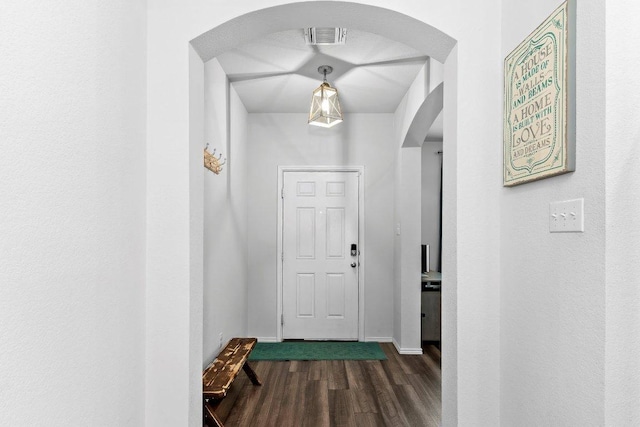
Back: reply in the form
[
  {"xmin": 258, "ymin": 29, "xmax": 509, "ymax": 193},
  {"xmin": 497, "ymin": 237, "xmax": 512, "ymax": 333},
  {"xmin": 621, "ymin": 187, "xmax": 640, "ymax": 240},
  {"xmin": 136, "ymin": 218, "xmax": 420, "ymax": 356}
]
[
  {"xmin": 255, "ymin": 337, "xmax": 278, "ymax": 343},
  {"xmin": 392, "ymin": 338, "xmax": 401, "ymax": 352},
  {"xmin": 392, "ymin": 338, "xmax": 424, "ymax": 355},
  {"xmin": 399, "ymin": 348, "xmax": 424, "ymax": 355},
  {"xmin": 276, "ymin": 166, "xmax": 366, "ymax": 342},
  {"xmin": 365, "ymin": 337, "xmax": 393, "ymax": 343}
]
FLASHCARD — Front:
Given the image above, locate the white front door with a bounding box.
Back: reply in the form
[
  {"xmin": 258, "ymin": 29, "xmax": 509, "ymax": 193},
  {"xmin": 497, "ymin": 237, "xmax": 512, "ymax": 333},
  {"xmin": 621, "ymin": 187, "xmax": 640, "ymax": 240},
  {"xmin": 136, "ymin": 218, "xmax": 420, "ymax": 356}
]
[{"xmin": 282, "ymin": 171, "xmax": 359, "ymax": 340}]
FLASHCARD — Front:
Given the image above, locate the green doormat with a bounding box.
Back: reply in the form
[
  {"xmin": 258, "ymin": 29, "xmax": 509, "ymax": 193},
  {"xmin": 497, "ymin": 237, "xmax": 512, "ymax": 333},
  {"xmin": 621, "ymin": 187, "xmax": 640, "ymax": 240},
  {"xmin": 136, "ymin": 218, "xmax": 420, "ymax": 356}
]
[{"xmin": 249, "ymin": 341, "xmax": 387, "ymax": 361}]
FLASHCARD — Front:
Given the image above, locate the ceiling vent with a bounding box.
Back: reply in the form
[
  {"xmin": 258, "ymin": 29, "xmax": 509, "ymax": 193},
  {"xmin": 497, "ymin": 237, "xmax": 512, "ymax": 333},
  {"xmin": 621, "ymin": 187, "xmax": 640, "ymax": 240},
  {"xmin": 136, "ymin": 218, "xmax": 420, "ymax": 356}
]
[{"xmin": 304, "ymin": 28, "xmax": 347, "ymax": 45}]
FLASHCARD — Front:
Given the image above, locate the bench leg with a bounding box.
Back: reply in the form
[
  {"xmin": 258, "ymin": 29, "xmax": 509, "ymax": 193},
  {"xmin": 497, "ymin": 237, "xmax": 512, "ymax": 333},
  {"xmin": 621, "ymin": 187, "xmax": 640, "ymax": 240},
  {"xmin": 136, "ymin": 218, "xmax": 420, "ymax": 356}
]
[
  {"xmin": 242, "ymin": 362, "xmax": 262, "ymax": 386},
  {"xmin": 204, "ymin": 401, "xmax": 225, "ymax": 427}
]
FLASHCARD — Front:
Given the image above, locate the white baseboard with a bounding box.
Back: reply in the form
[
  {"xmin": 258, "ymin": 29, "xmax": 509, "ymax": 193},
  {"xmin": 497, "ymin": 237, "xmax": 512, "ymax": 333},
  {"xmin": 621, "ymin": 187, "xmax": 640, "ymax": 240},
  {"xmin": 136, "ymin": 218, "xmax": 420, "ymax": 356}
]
[
  {"xmin": 255, "ymin": 337, "xmax": 278, "ymax": 343},
  {"xmin": 392, "ymin": 338, "xmax": 423, "ymax": 355},
  {"xmin": 364, "ymin": 337, "xmax": 393, "ymax": 343},
  {"xmin": 399, "ymin": 348, "xmax": 424, "ymax": 355}
]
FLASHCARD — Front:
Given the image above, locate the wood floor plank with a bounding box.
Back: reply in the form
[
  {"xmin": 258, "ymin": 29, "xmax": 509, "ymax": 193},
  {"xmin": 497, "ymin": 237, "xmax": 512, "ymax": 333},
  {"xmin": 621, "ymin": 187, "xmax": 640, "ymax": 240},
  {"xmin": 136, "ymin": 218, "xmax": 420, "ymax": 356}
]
[
  {"xmin": 422, "ymin": 351, "xmax": 443, "ymax": 380},
  {"xmin": 289, "ymin": 360, "xmax": 310, "ymax": 373},
  {"xmin": 344, "ymin": 360, "xmax": 367, "ymax": 390},
  {"xmin": 393, "ymin": 384, "xmax": 439, "ymax": 427},
  {"xmin": 349, "ymin": 388, "xmax": 379, "ymax": 415},
  {"xmin": 274, "ymin": 371, "xmax": 307, "ymax": 427},
  {"xmin": 345, "ymin": 362, "xmax": 378, "ymax": 413},
  {"xmin": 424, "ymin": 344, "xmax": 442, "ymax": 366},
  {"xmin": 223, "ymin": 360, "xmax": 270, "ymax": 423},
  {"xmin": 329, "ymin": 389, "xmax": 357, "ymax": 427},
  {"xmin": 302, "ymin": 379, "xmax": 330, "ymax": 427},
  {"xmin": 221, "ymin": 362, "xmax": 275, "ymax": 427},
  {"xmin": 210, "ymin": 373, "xmax": 249, "ymax": 422},
  {"xmin": 363, "ymin": 360, "xmax": 412, "ymax": 426},
  {"xmin": 384, "ymin": 345, "xmax": 426, "ymax": 376},
  {"xmin": 229, "ymin": 361, "xmax": 288, "ymax": 427},
  {"xmin": 308, "ymin": 360, "xmax": 328, "ymax": 381},
  {"xmin": 406, "ymin": 373, "xmax": 442, "ymax": 417},
  {"xmin": 352, "ymin": 412, "xmax": 387, "ymax": 427},
  {"xmin": 379, "ymin": 345, "xmax": 411, "ymax": 385},
  {"xmin": 327, "ymin": 360, "xmax": 349, "ymax": 390},
  {"xmin": 218, "ymin": 343, "xmax": 441, "ymax": 427}
]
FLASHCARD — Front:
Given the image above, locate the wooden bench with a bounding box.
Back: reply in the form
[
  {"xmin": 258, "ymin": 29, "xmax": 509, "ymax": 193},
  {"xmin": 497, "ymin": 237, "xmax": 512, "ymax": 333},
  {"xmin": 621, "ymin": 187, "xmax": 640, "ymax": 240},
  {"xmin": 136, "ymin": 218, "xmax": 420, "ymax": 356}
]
[{"xmin": 202, "ymin": 337, "xmax": 262, "ymax": 427}]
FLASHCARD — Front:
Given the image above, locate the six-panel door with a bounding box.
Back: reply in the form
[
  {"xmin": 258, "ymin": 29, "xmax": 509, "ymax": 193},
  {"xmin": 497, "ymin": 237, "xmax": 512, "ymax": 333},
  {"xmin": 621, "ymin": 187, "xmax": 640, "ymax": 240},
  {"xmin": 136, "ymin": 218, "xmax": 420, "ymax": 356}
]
[{"xmin": 282, "ymin": 171, "xmax": 359, "ymax": 340}]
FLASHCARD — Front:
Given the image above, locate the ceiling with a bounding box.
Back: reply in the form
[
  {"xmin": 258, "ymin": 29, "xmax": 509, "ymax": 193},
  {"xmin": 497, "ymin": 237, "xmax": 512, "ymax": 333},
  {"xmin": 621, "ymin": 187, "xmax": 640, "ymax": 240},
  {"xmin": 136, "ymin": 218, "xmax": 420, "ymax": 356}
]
[{"xmin": 215, "ymin": 29, "xmax": 429, "ymax": 114}]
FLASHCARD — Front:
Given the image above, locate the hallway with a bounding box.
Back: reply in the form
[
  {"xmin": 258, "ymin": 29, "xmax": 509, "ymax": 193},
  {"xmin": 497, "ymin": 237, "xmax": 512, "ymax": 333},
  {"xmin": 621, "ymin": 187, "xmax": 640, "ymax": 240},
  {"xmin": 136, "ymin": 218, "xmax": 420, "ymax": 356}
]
[{"xmin": 3, "ymin": 0, "xmax": 639, "ymax": 425}]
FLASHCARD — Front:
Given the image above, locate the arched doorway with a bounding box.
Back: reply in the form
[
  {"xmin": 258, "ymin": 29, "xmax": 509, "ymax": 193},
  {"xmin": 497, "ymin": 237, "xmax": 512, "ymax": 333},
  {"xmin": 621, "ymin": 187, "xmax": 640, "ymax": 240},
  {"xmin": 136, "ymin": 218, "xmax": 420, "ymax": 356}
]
[
  {"xmin": 187, "ymin": 2, "xmax": 458, "ymax": 424},
  {"xmin": 147, "ymin": 1, "xmax": 506, "ymax": 425}
]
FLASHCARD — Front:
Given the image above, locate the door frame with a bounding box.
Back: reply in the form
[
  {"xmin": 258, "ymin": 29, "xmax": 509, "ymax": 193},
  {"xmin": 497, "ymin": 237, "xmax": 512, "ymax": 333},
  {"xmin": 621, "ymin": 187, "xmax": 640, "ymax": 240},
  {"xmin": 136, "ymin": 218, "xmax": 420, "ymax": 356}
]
[{"xmin": 276, "ymin": 166, "xmax": 365, "ymax": 342}]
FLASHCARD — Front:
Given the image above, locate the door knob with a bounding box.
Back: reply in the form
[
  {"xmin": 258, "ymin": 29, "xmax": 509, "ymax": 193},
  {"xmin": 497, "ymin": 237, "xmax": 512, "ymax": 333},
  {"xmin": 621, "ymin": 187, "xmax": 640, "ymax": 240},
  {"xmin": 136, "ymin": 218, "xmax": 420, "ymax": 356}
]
[{"xmin": 351, "ymin": 262, "xmax": 357, "ymax": 268}]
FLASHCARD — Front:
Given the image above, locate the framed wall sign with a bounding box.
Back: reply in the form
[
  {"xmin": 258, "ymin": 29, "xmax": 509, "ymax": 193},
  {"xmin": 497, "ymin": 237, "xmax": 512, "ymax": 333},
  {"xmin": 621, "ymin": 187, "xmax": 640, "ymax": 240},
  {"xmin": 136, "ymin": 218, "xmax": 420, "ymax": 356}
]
[{"xmin": 503, "ymin": 0, "xmax": 576, "ymax": 186}]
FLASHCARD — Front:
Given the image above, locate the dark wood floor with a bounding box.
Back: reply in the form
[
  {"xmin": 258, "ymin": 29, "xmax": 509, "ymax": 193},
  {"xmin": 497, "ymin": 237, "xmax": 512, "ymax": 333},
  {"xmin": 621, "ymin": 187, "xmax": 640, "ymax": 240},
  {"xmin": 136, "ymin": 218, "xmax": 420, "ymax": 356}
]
[{"xmin": 211, "ymin": 343, "xmax": 441, "ymax": 427}]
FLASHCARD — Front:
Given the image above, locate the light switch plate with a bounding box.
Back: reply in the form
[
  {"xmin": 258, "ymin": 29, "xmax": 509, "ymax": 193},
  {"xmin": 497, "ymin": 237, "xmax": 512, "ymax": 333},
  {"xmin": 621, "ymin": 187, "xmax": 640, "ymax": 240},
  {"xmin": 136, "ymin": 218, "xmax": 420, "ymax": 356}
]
[{"xmin": 549, "ymin": 198, "xmax": 584, "ymax": 233}]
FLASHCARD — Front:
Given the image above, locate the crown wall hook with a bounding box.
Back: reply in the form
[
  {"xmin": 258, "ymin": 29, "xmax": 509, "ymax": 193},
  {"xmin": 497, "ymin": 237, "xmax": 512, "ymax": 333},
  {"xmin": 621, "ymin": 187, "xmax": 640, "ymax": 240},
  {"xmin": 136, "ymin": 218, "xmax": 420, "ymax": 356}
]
[{"xmin": 204, "ymin": 143, "xmax": 226, "ymax": 175}]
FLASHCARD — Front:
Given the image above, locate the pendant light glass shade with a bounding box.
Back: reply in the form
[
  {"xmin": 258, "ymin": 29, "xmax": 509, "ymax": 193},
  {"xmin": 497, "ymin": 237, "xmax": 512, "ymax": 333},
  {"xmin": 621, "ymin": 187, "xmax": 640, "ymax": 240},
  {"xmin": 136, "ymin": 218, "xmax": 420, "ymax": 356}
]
[{"xmin": 308, "ymin": 66, "xmax": 343, "ymax": 128}]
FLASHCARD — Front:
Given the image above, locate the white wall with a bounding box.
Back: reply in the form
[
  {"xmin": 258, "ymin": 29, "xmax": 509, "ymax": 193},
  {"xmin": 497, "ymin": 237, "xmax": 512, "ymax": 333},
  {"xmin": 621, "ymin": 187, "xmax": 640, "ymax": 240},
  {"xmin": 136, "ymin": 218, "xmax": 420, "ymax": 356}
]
[
  {"xmin": 501, "ymin": 0, "xmax": 607, "ymax": 424},
  {"xmin": 203, "ymin": 60, "xmax": 249, "ymax": 364},
  {"xmin": 393, "ymin": 58, "xmax": 445, "ymax": 354},
  {"xmin": 395, "ymin": 64, "xmax": 429, "ymax": 145},
  {"xmin": 393, "ymin": 65, "xmax": 429, "ymax": 354},
  {"xmin": 393, "ymin": 117, "xmax": 403, "ymax": 349},
  {"xmin": 0, "ymin": 1, "xmax": 147, "ymax": 425},
  {"xmin": 440, "ymin": 46, "xmax": 459, "ymax": 425},
  {"xmin": 422, "ymin": 141, "xmax": 444, "ymax": 271},
  {"xmin": 443, "ymin": 1, "xmax": 503, "ymax": 421},
  {"xmin": 188, "ymin": 46, "xmax": 205, "ymax": 425},
  {"xmin": 429, "ymin": 58, "xmax": 445, "ymax": 93},
  {"xmin": 397, "ymin": 147, "xmax": 423, "ymax": 353},
  {"xmin": 605, "ymin": 0, "xmax": 640, "ymax": 424},
  {"xmin": 246, "ymin": 114, "xmax": 396, "ymax": 342}
]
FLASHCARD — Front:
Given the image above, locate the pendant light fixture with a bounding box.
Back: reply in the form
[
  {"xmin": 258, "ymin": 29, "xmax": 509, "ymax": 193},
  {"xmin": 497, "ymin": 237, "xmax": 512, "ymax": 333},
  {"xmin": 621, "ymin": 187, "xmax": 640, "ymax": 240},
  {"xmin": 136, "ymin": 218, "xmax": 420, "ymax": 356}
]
[{"xmin": 308, "ymin": 65, "xmax": 343, "ymax": 128}]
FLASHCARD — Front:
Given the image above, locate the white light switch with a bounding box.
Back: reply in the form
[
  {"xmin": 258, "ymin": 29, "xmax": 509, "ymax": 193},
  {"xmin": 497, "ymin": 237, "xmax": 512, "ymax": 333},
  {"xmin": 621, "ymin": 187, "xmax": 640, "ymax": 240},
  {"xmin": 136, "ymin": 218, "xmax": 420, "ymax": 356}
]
[{"xmin": 549, "ymin": 198, "xmax": 584, "ymax": 233}]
